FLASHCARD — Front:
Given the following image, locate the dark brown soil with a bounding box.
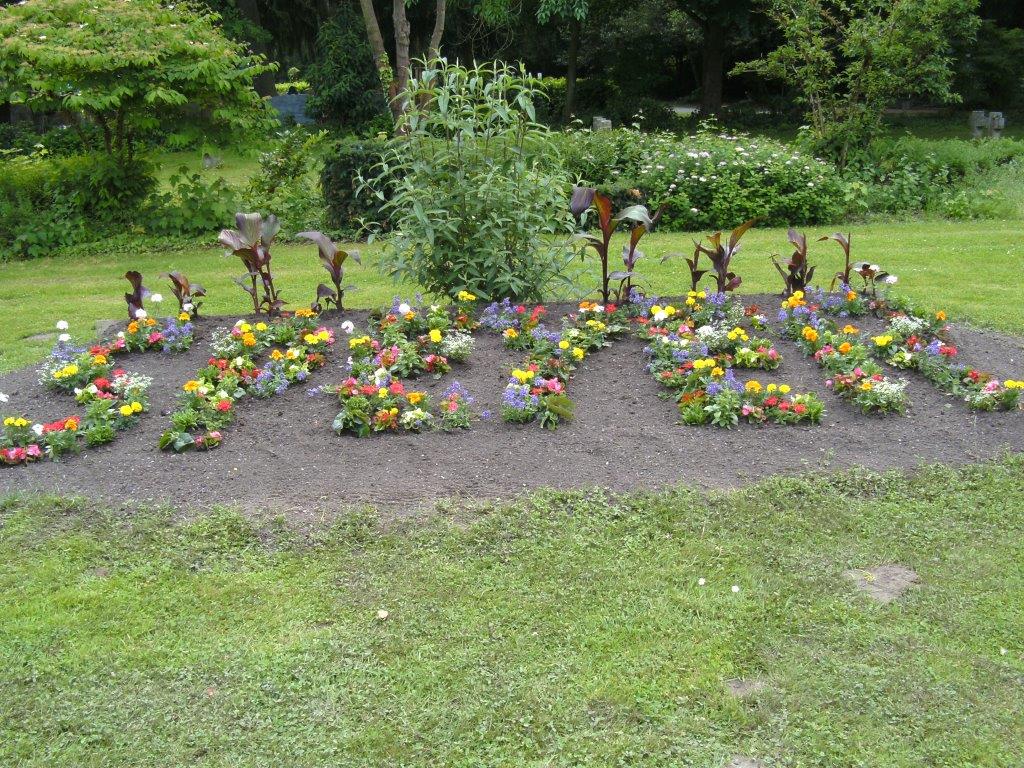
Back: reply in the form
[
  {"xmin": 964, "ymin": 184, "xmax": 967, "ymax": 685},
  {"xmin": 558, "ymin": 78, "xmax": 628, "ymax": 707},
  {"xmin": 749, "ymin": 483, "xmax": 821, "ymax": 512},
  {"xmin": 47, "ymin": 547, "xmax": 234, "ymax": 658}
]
[{"xmin": 2, "ymin": 295, "xmax": 1022, "ymax": 515}]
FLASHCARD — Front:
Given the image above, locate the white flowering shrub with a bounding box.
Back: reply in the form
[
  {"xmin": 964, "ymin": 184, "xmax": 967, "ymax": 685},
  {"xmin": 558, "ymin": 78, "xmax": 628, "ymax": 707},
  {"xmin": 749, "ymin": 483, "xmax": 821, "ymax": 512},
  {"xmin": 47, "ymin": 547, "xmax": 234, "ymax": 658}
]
[{"xmin": 556, "ymin": 127, "xmax": 843, "ymax": 230}]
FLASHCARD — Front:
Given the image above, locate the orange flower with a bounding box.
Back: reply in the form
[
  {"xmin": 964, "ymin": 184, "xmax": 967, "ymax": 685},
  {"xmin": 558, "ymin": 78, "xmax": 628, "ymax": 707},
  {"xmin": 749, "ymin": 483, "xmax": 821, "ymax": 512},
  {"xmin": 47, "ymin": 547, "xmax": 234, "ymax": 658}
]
[
  {"xmin": 241, "ymin": 332, "xmax": 256, "ymax": 347},
  {"xmin": 846, "ymin": 290, "xmax": 857, "ymax": 301},
  {"xmin": 838, "ymin": 342, "xmax": 852, "ymax": 354},
  {"xmin": 935, "ymin": 310, "xmax": 946, "ymax": 322}
]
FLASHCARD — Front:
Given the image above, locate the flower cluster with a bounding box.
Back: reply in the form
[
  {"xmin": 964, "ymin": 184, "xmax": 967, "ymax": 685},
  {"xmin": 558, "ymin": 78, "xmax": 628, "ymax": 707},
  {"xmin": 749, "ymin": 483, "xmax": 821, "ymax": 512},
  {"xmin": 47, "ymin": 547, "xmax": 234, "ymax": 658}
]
[
  {"xmin": 332, "ymin": 376, "xmax": 476, "ymax": 437},
  {"xmin": 781, "ymin": 308, "xmax": 909, "ymax": 414},
  {"xmin": 120, "ymin": 310, "xmax": 195, "ymax": 353},
  {"xmin": 4, "ymin": 364, "xmax": 150, "ymax": 466},
  {"xmin": 160, "ymin": 313, "xmax": 335, "ymax": 452},
  {"xmin": 496, "ymin": 301, "xmax": 628, "ymax": 430},
  {"xmin": 878, "ymin": 308, "xmax": 1022, "ymax": 411}
]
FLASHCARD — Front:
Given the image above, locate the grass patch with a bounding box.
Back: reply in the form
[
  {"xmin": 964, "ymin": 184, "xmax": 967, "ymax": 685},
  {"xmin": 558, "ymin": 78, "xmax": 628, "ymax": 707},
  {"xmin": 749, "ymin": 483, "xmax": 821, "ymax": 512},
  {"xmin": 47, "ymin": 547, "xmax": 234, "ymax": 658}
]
[
  {"xmin": 1, "ymin": 457, "xmax": 1022, "ymax": 765},
  {"xmin": 3, "ymin": 219, "xmax": 1023, "ymax": 373}
]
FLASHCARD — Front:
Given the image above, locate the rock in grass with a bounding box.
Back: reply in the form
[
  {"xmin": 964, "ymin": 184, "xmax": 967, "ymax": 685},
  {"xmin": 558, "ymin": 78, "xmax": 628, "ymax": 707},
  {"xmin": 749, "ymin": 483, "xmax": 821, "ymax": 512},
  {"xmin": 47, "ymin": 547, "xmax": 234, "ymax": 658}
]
[
  {"xmin": 95, "ymin": 319, "xmax": 122, "ymax": 339},
  {"xmin": 727, "ymin": 757, "xmax": 766, "ymax": 768},
  {"xmin": 725, "ymin": 678, "xmax": 767, "ymax": 698},
  {"xmin": 845, "ymin": 564, "xmax": 920, "ymax": 603}
]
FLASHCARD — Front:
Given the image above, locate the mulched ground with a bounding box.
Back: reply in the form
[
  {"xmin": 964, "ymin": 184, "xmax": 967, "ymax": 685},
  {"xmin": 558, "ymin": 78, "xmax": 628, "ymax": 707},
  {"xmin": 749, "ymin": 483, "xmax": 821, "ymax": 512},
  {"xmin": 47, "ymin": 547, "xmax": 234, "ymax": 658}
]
[{"xmin": 2, "ymin": 295, "xmax": 1022, "ymax": 515}]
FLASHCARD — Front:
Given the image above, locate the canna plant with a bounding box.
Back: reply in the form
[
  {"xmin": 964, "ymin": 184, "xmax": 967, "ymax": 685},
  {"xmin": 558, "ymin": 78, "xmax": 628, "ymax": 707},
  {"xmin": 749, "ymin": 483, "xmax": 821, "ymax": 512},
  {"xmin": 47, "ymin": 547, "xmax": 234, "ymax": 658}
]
[
  {"xmin": 571, "ymin": 186, "xmax": 661, "ymax": 304},
  {"xmin": 297, "ymin": 231, "xmax": 361, "ymax": 311},
  {"xmin": 124, "ymin": 271, "xmax": 149, "ymax": 319},
  {"xmin": 771, "ymin": 228, "xmax": 817, "ymax": 296},
  {"xmin": 164, "ymin": 271, "xmax": 206, "ymax": 316},
  {"xmin": 696, "ymin": 219, "xmax": 757, "ymax": 294},
  {"xmin": 819, "ymin": 232, "xmax": 853, "ymax": 289},
  {"xmin": 219, "ymin": 212, "xmax": 284, "ymax": 316},
  {"xmin": 662, "ymin": 243, "xmax": 709, "ymax": 292}
]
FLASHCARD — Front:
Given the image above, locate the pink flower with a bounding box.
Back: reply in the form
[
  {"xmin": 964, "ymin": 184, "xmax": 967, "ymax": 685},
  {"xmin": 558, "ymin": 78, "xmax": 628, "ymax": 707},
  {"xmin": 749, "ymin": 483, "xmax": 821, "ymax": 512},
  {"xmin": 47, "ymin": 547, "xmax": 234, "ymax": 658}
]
[
  {"xmin": 147, "ymin": 332, "xmax": 164, "ymax": 344},
  {"xmin": 26, "ymin": 444, "xmax": 42, "ymax": 458}
]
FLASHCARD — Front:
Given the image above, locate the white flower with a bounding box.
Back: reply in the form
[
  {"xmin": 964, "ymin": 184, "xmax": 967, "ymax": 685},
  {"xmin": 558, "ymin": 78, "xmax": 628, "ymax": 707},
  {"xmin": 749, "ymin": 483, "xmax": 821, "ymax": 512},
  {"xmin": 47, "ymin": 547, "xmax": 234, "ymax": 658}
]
[
  {"xmin": 883, "ymin": 275, "xmax": 898, "ymax": 285},
  {"xmin": 135, "ymin": 309, "xmax": 147, "ymax": 319},
  {"xmin": 340, "ymin": 320, "xmax": 355, "ymax": 334},
  {"xmin": 32, "ymin": 423, "xmax": 44, "ymax": 436},
  {"xmin": 398, "ymin": 302, "xmax": 411, "ymax": 315},
  {"xmin": 697, "ymin": 578, "xmax": 706, "ymax": 586},
  {"xmin": 58, "ymin": 333, "xmax": 70, "ymax": 343},
  {"xmin": 653, "ymin": 310, "xmax": 668, "ymax": 322},
  {"xmin": 0, "ymin": 392, "xmax": 8, "ymax": 403},
  {"xmin": 183, "ymin": 303, "xmax": 194, "ymax": 313},
  {"xmin": 731, "ymin": 585, "xmax": 740, "ymax": 593},
  {"xmin": 150, "ymin": 293, "xmax": 163, "ymax": 303},
  {"xmin": 56, "ymin": 320, "xmax": 69, "ymax": 331},
  {"xmin": 117, "ymin": 331, "xmax": 125, "ymax": 339},
  {"xmin": 373, "ymin": 367, "xmax": 390, "ymax": 386}
]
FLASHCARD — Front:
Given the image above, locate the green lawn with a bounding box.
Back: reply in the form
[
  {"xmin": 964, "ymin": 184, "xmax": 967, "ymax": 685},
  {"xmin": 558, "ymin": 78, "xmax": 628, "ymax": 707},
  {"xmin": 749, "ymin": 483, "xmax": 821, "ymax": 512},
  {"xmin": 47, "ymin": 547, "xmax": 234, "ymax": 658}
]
[
  {"xmin": 1, "ymin": 457, "xmax": 1022, "ymax": 766},
  {"xmin": 2, "ymin": 219, "xmax": 1022, "ymax": 373}
]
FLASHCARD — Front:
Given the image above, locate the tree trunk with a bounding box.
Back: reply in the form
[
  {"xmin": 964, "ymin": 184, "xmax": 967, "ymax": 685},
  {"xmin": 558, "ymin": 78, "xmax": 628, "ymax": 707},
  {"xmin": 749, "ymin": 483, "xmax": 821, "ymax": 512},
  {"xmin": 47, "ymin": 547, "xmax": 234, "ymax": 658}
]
[
  {"xmin": 699, "ymin": 18, "xmax": 724, "ymax": 116},
  {"xmin": 358, "ymin": 0, "xmax": 401, "ymax": 121},
  {"xmin": 392, "ymin": 0, "xmax": 412, "ymax": 123},
  {"xmin": 235, "ymin": 0, "xmax": 277, "ymax": 97},
  {"xmin": 563, "ymin": 18, "xmax": 580, "ymax": 123},
  {"xmin": 428, "ymin": 0, "xmax": 446, "ymax": 60}
]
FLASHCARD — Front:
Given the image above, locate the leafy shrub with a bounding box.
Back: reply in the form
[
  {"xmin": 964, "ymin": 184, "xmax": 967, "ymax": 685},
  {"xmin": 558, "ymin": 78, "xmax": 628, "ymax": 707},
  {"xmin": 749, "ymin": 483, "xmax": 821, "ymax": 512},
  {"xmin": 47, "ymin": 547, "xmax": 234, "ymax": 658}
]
[
  {"xmin": 321, "ymin": 137, "xmax": 390, "ymax": 237},
  {"xmin": 556, "ymin": 126, "xmax": 843, "ymax": 230},
  {"xmin": 142, "ymin": 167, "xmax": 239, "ymax": 236},
  {"xmin": 243, "ymin": 129, "xmax": 330, "ymax": 235},
  {"xmin": 305, "ymin": 5, "xmax": 390, "ymax": 131},
  {"xmin": 367, "ymin": 59, "xmax": 576, "ymax": 302}
]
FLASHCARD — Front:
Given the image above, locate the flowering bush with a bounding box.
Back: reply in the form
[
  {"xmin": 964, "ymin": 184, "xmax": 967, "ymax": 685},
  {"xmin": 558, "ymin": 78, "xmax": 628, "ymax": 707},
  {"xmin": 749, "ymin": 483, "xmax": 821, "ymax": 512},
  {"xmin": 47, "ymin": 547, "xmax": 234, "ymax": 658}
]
[{"xmin": 160, "ymin": 312, "xmax": 335, "ymax": 452}]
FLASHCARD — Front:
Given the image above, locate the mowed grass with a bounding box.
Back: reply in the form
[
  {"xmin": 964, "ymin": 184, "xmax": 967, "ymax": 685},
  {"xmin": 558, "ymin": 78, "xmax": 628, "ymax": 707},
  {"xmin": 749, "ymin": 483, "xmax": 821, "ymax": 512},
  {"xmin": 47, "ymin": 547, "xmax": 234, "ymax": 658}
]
[
  {"xmin": 1, "ymin": 457, "xmax": 1023, "ymax": 766},
  {"xmin": 2, "ymin": 218, "xmax": 1022, "ymax": 373}
]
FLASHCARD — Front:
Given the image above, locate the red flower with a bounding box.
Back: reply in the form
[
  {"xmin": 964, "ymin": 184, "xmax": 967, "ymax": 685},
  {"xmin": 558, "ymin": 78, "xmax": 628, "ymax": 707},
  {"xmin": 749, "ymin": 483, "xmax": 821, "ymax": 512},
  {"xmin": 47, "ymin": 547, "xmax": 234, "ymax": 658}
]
[
  {"xmin": 112, "ymin": 368, "xmax": 126, "ymax": 378},
  {"xmin": 216, "ymin": 400, "xmax": 232, "ymax": 412},
  {"xmin": 389, "ymin": 381, "xmax": 405, "ymax": 396},
  {"xmin": 778, "ymin": 401, "xmax": 791, "ymax": 411},
  {"xmin": 764, "ymin": 396, "xmax": 779, "ymax": 408},
  {"xmin": 93, "ymin": 377, "xmax": 111, "ymax": 390},
  {"xmin": 794, "ymin": 403, "xmax": 807, "ymax": 415}
]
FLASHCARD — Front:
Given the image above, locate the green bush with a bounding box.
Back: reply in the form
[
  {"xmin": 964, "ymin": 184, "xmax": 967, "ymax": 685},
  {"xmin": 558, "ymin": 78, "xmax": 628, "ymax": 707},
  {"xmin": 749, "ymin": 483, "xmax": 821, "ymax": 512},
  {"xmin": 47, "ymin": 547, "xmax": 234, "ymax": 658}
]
[
  {"xmin": 243, "ymin": 128, "xmax": 331, "ymax": 235},
  {"xmin": 141, "ymin": 167, "xmax": 239, "ymax": 236},
  {"xmin": 556, "ymin": 127, "xmax": 844, "ymax": 230},
  {"xmin": 305, "ymin": 4, "xmax": 390, "ymax": 131},
  {"xmin": 368, "ymin": 59, "xmax": 575, "ymax": 302},
  {"xmin": 321, "ymin": 136, "xmax": 390, "ymax": 237}
]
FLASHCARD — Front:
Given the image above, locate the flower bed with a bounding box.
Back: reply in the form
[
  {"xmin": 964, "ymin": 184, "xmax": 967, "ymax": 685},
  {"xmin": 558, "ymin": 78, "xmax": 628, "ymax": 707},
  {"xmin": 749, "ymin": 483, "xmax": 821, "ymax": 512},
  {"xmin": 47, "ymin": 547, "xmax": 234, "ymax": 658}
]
[
  {"xmin": 637, "ymin": 292, "xmax": 822, "ymax": 427},
  {"xmin": 326, "ymin": 294, "xmax": 480, "ymax": 437},
  {"xmin": 486, "ymin": 300, "xmax": 627, "ymax": 429},
  {"xmin": 779, "ymin": 292, "xmax": 909, "ymax": 414},
  {"xmin": 160, "ymin": 310, "xmax": 335, "ymax": 452},
  {"xmin": 878, "ymin": 310, "xmax": 1023, "ymax": 410},
  {"xmin": 2, "ymin": 330, "xmax": 151, "ymax": 465}
]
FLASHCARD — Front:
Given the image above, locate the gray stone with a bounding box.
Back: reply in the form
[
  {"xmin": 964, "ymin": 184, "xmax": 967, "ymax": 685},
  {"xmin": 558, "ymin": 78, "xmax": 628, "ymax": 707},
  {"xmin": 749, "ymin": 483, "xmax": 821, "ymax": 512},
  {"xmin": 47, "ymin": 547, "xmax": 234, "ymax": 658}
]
[
  {"xmin": 270, "ymin": 93, "xmax": 314, "ymax": 126},
  {"xmin": 25, "ymin": 332, "xmax": 55, "ymax": 342},
  {"xmin": 845, "ymin": 565, "xmax": 920, "ymax": 604},
  {"xmin": 727, "ymin": 757, "xmax": 765, "ymax": 768},
  {"xmin": 95, "ymin": 319, "xmax": 122, "ymax": 339},
  {"xmin": 725, "ymin": 678, "xmax": 767, "ymax": 698},
  {"xmin": 592, "ymin": 116, "xmax": 612, "ymax": 131}
]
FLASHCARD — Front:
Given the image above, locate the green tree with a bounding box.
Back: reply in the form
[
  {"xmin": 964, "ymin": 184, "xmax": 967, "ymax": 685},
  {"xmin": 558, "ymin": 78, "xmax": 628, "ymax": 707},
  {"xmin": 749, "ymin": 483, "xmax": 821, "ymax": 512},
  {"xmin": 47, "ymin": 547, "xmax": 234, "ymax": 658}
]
[
  {"xmin": 536, "ymin": 0, "xmax": 589, "ymax": 121},
  {"xmin": 736, "ymin": 0, "xmax": 980, "ymax": 162},
  {"xmin": 677, "ymin": 0, "xmax": 753, "ymax": 116},
  {"xmin": 0, "ymin": 0, "xmax": 277, "ymax": 160}
]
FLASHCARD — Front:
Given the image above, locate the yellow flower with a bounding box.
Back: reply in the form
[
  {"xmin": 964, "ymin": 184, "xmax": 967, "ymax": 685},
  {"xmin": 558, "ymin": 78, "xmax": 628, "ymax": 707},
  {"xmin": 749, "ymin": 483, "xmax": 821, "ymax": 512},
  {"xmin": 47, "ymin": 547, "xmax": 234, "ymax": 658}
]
[
  {"xmin": 685, "ymin": 297, "xmax": 696, "ymax": 307},
  {"xmin": 118, "ymin": 405, "xmax": 133, "ymax": 417},
  {"xmin": 270, "ymin": 349, "xmax": 284, "ymax": 361},
  {"xmin": 92, "ymin": 354, "xmax": 107, "ymax": 365},
  {"xmin": 697, "ymin": 291, "xmax": 707, "ymax": 299},
  {"xmin": 378, "ymin": 388, "xmax": 389, "ymax": 398},
  {"xmin": 935, "ymin": 310, "xmax": 947, "ymax": 322},
  {"xmin": 238, "ymin": 322, "xmax": 251, "ymax": 333},
  {"xmin": 183, "ymin": 380, "xmax": 200, "ymax": 392},
  {"xmin": 842, "ymin": 324, "xmax": 859, "ymax": 334},
  {"xmin": 255, "ymin": 322, "xmax": 268, "ymax": 332},
  {"xmin": 3, "ymin": 417, "xmax": 13, "ymax": 427},
  {"xmin": 585, "ymin": 319, "xmax": 606, "ymax": 331},
  {"xmin": 779, "ymin": 385, "xmax": 791, "ymax": 394},
  {"xmin": 503, "ymin": 328, "xmax": 519, "ymax": 339},
  {"xmin": 846, "ymin": 290, "xmax": 858, "ymax": 301},
  {"xmin": 303, "ymin": 333, "xmax": 318, "ymax": 345},
  {"xmin": 317, "ymin": 330, "xmax": 330, "ymax": 342},
  {"xmin": 294, "ymin": 308, "xmax": 315, "ymax": 318},
  {"xmin": 457, "ymin": 290, "xmax": 477, "ymax": 302},
  {"xmin": 429, "ymin": 329, "xmax": 443, "ymax": 343},
  {"xmin": 349, "ymin": 336, "xmax": 370, "ymax": 349},
  {"xmin": 711, "ymin": 366, "xmax": 724, "ymax": 378},
  {"xmin": 745, "ymin": 380, "xmax": 762, "ymax": 393},
  {"xmin": 872, "ymin": 335, "xmax": 893, "ymax": 348},
  {"xmin": 285, "ymin": 349, "xmax": 299, "ymax": 360},
  {"xmin": 558, "ymin": 340, "xmax": 570, "ymax": 350},
  {"xmin": 572, "ymin": 347, "xmax": 585, "ymax": 361},
  {"xmin": 408, "ymin": 391, "xmax": 425, "ymax": 405},
  {"xmin": 766, "ymin": 384, "xmax": 778, "ymax": 394},
  {"xmin": 512, "ymin": 369, "xmax": 533, "ymax": 384},
  {"xmin": 241, "ymin": 332, "xmax": 256, "ymax": 347},
  {"xmin": 663, "ymin": 305, "xmax": 676, "ymax": 316},
  {"xmin": 178, "ymin": 312, "xmax": 191, "ymax": 322},
  {"xmin": 860, "ymin": 381, "xmax": 873, "ymax": 391},
  {"xmin": 650, "ymin": 305, "xmax": 663, "ymax": 315},
  {"xmin": 64, "ymin": 418, "xmax": 78, "ymax": 431},
  {"xmin": 404, "ymin": 311, "xmax": 416, "ymax": 321},
  {"xmin": 802, "ymin": 326, "xmax": 819, "ymax": 343},
  {"xmin": 1005, "ymin": 380, "xmax": 1023, "ymax": 390}
]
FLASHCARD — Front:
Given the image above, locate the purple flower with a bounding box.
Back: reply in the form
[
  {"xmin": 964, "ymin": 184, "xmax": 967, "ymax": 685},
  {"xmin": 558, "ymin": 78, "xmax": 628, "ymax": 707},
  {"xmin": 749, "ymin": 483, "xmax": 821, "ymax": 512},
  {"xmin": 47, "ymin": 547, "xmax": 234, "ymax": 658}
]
[{"xmin": 443, "ymin": 380, "xmax": 473, "ymax": 404}]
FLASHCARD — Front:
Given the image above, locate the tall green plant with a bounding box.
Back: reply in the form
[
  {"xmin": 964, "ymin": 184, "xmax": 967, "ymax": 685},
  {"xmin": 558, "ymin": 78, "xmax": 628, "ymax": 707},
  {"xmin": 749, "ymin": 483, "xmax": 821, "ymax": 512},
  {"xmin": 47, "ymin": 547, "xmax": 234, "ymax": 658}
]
[{"xmin": 366, "ymin": 58, "xmax": 576, "ymax": 302}]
